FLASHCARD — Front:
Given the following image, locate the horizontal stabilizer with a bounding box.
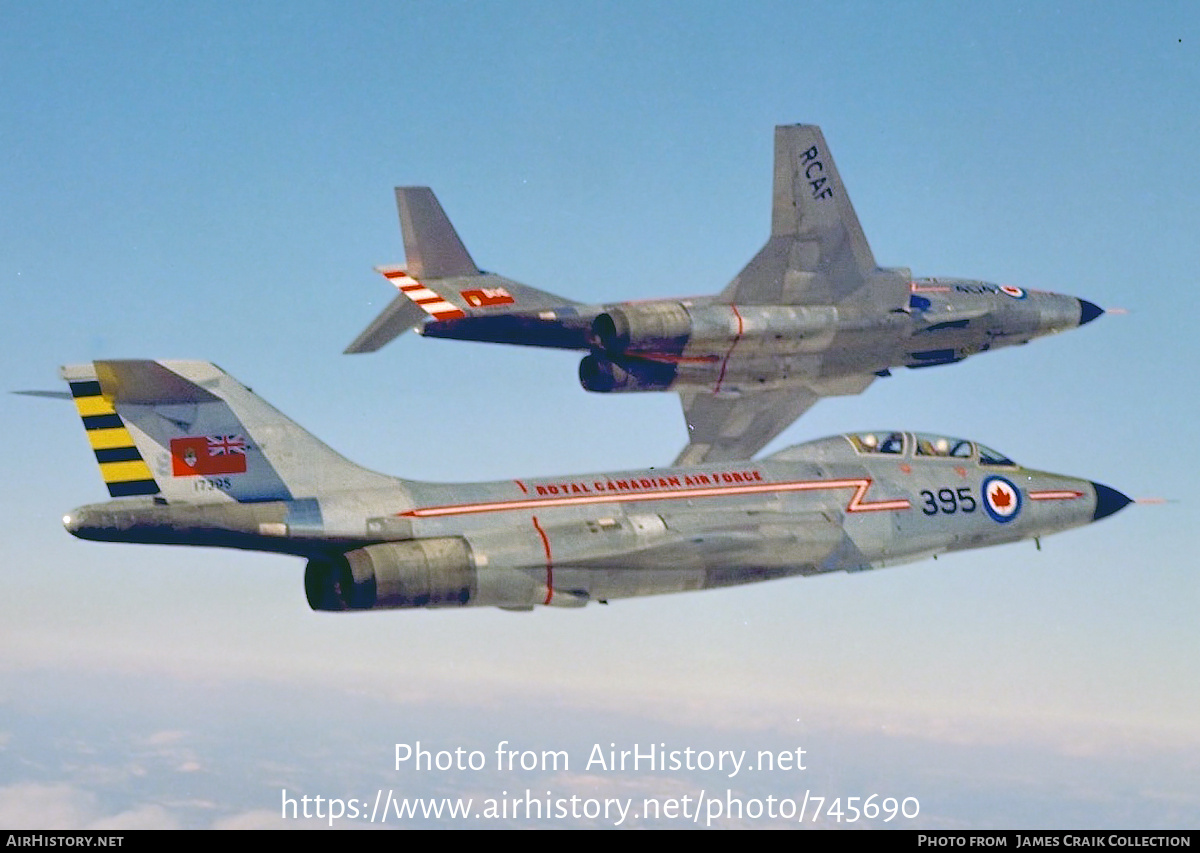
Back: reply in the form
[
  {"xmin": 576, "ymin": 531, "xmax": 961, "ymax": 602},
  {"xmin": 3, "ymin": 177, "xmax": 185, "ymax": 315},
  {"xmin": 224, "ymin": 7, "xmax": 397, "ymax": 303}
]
[
  {"xmin": 12, "ymin": 390, "xmax": 71, "ymax": 399},
  {"xmin": 344, "ymin": 293, "xmax": 427, "ymax": 353}
]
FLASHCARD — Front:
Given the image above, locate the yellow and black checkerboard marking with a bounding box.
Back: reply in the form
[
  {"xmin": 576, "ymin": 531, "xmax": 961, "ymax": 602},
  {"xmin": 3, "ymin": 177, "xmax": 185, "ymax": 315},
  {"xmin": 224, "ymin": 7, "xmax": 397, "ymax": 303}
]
[{"xmin": 68, "ymin": 380, "xmax": 160, "ymax": 497}]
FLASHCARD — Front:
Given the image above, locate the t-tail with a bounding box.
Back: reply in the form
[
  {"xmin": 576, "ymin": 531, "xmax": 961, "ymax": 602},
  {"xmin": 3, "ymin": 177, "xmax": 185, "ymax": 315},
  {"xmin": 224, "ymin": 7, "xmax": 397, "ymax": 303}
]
[
  {"xmin": 345, "ymin": 187, "xmax": 583, "ymax": 354},
  {"xmin": 62, "ymin": 360, "xmax": 397, "ymax": 505}
]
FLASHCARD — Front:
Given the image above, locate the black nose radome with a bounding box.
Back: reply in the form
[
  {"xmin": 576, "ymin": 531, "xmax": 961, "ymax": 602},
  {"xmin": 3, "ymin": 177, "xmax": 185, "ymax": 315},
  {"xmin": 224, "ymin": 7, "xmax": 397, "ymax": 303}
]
[
  {"xmin": 1092, "ymin": 482, "xmax": 1132, "ymax": 521},
  {"xmin": 1079, "ymin": 299, "xmax": 1104, "ymax": 326}
]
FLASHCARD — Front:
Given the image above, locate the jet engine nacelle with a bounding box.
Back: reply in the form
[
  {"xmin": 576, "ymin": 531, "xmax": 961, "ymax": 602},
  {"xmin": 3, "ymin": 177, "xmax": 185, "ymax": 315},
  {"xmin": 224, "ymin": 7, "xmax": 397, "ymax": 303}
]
[
  {"xmin": 305, "ymin": 538, "xmax": 561, "ymax": 611},
  {"xmin": 593, "ymin": 302, "xmax": 693, "ymax": 354},
  {"xmin": 593, "ymin": 303, "xmax": 841, "ymax": 357},
  {"xmin": 306, "ymin": 538, "xmax": 476, "ymax": 611},
  {"xmin": 578, "ymin": 354, "xmax": 679, "ymax": 393}
]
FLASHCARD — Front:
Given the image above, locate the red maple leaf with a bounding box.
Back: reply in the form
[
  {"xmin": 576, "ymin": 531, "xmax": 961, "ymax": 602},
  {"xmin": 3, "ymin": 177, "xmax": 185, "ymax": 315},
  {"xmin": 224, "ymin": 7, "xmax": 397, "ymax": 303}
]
[{"xmin": 990, "ymin": 485, "xmax": 1013, "ymax": 508}]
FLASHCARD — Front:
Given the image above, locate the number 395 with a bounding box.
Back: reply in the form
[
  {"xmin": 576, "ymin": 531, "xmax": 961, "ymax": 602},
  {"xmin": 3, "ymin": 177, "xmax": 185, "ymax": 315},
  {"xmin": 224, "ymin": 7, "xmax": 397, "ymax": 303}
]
[{"xmin": 920, "ymin": 487, "xmax": 976, "ymax": 515}]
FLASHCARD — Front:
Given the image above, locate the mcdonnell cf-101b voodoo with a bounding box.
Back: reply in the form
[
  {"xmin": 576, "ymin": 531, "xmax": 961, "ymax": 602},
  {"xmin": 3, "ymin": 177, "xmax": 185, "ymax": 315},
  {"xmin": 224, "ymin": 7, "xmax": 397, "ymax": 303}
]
[
  {"xmin": 60, "ymin": 360, "xmax": 1129, "ymax": 612},
  {"xmin": 346, "ymin": 124, "xmax": 1105, "ymax": 465}
]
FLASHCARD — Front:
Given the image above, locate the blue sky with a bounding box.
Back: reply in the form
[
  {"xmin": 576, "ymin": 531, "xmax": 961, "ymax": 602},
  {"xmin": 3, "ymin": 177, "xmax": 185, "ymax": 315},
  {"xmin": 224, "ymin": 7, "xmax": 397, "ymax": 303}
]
[{"xmin": 1, "ymin": 2, "xmax": 1197, "ymax": 829}]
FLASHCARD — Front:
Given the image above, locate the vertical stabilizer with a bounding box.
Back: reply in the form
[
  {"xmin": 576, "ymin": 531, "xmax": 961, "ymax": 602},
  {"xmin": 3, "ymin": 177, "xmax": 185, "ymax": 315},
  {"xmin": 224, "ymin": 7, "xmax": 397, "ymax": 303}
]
[
  {"xmin": 62, "ymin": 360, "xmax": 397, "ymax": 503},
  {"xmin": 395, "ymin": 187, "xmax": 480, "ymax": 280},
  {"xmin": 720, "ymin": 124, "xmax": 908, "ymax": 311},
  {"xmin": 768, "ymin": 124, "xmax": 876, "ymax": 271}
]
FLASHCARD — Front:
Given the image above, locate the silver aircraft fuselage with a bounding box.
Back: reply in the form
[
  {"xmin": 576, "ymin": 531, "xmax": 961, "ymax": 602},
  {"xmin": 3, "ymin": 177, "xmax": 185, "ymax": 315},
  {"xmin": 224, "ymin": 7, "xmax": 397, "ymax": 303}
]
[
  {"xmin": 64, "ymin": 406, "xmax": 1129, "ymax": 613},
  {"xmin": 574, "ymin": 278, "xmax": 1094, "ymax": 394},
  {"xmin": 347, "ymin": 125, "xmax": 1106, "ymax": 464}
]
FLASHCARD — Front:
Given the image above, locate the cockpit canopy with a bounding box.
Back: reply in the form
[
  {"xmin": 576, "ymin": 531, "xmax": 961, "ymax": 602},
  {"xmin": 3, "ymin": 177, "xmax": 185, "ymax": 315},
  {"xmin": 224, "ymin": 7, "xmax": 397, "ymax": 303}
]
[{"xmin": 768, "ymin": 431, "xmax": 1016, "ymax": 467}]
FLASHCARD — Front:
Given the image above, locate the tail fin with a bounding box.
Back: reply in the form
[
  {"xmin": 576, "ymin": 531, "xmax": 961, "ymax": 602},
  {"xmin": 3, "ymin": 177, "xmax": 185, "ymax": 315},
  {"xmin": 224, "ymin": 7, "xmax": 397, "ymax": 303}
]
[
  {"xmin": 62, "ymin": 360, "xmax": 396, "ymax": 503},
  {"xmin": 719, "ymin": 124, "xmax": 909, "ymax": 311},
  {"xmin": 346, "ymin": 187, "xmax": 583, "ymax": 354},
  {"xmin": 344, "ymin": 186, "xmax": 478, "ymax": 353},
  {"xmin": 395, "ymin": 187, "xmax": 479, "ymax": 280},
  {"xmin": 768, "ymin": 124, "xmax": 876, "ymax": 272}
]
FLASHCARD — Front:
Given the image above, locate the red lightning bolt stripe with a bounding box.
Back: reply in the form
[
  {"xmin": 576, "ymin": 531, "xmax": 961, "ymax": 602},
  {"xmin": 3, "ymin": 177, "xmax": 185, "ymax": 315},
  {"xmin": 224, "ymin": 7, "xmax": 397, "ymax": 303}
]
[{"xmin": 396, "ymin": 477, "xmax": 910, "ymax": 519}]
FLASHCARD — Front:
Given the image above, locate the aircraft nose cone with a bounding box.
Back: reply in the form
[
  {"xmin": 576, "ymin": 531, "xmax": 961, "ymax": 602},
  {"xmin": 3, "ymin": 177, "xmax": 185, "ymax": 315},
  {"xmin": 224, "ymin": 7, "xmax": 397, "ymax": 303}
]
[
  {"xmin": 1092, "ymin": 482, "xmax": 1132, "ymax": 521},
  {"xmin": 1079, "ymin": 299, "xmax": 1104, "ymax": 326}
]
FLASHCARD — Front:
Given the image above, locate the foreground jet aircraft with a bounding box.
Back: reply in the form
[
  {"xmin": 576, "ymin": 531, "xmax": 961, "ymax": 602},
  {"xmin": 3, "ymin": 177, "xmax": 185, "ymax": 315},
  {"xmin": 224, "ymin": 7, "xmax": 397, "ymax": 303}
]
[
  {"xmin": 61, "ymin": 360, "xmax": 1128, "ymax": 611},
  {"xmin": 346, "ymin": 125, "xmax": 1104, "ymax": 465}
]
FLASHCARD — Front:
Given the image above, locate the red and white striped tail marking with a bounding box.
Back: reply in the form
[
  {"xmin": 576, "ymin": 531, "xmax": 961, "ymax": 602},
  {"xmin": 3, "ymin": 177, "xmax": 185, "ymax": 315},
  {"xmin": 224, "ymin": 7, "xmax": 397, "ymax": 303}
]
[{"xmin": 379, "ymin": 267, "xmax": 466, "ymax": 321}]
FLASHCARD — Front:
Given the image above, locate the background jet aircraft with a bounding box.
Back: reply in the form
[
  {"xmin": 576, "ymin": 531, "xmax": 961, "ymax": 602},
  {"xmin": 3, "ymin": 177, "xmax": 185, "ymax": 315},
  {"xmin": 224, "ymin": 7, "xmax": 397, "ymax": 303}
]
[
  {"xmin": 60, "ymin": 360, "xmax": 1129, "ymax": 612},
  {"xmin": 346, "ymin": 125, "xmax": 1105, "ymax": 465}
]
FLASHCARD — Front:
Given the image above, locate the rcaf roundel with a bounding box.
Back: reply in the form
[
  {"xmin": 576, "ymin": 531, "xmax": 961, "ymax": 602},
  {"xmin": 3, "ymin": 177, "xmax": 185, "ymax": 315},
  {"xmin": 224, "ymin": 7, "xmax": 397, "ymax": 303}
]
[
  {"xmin": 999, "ymin": 284, "xmax": 1026, "ymax": 299},
  {"xmin": 982, "ymin": 476, "xmax": 1022, "ymax": 523}
]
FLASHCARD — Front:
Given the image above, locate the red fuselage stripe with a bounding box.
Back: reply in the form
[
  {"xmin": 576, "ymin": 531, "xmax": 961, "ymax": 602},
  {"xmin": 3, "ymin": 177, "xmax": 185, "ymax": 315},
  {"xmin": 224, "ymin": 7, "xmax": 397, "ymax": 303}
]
[
  {"xmin": 1028, "ymin": 490, "xmax": 1085, "ymax": 500},
  {"xmin": 531, "ymin": 516, "xmax": 553, "ymax": 604},
  {"xmin": 713, "ymin": 303, "xmax": 744, "ymax": 392},
  {"xmin": 397, "ymin": 477, "xmax": 910, "ymax": 518}
]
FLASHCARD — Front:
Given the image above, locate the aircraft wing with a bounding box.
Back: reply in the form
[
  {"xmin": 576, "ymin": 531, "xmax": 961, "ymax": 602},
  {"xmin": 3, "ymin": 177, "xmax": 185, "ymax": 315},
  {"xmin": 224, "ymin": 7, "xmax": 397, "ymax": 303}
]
[
  {"xmin": 673, "ymin": 386, "xmax": 825, "ymax": 465},
  {"xmin": 719, "ymin": 124, "xmax": 909, "ymax": 312},
  {"xmin": 676, "ymin": 367, "xmax": 882, "ymax": 464}
]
